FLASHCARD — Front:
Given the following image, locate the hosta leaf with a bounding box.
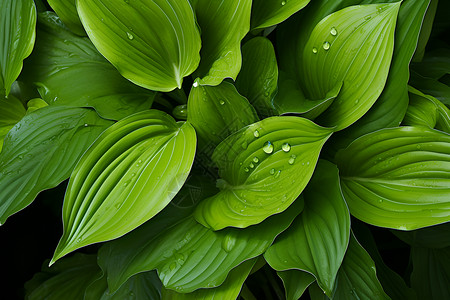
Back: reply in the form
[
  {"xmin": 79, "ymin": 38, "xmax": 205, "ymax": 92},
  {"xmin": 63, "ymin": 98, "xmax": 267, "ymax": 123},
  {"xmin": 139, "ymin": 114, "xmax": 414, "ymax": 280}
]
[
  {"xmin": 26, "ymin": 98, "xmax": 48, "ymax": 114},
  {"xmin": 302, "ymin": 3, "xmax": 399, "ymax": 130},
  {"xmin": 251, "ymin": 0, "xmax": 311, "ymax": 30},
  {"xmin": 412, "ymin": 48, "xmax": 450, "ymax": 80},
  {"xmin": 98, "ymin": 198, "xmax": 302, "ymax": 293},
  {"xmin": 264, "ymin": 160, "xmax": 351, "ymax": 296},
  {"xmin": 235, "ymin": 37, "xmax": 278, "ymax": 117},
  {"xmin": 336, "ymin": 126, "xmax": 450, "ymax": 230},
  {"xmin": 0, "ymin": 96, "xmax": 26, "ymax": 152},
  {"xmin": 77, "ymin": 0, "xmax": 201, "ymax": 92},
  {"xmin": 194, "ymin": 117, "xmax": 333, "ymax": 230},
  {"xmin": 47, "ymin": 0, "xmax": 85, "ymax": 35},
  {"xmin": 411, "ymin": 0, "xmax": 438, "ymax": 62},
  {"xmin": 403, "ymin": 88, "xmax": 439, "ymax": 128},
  {"xmin": 278, "ymin": 270, "xmax": 315, "ymax": 300},
  {"xmin": 410, "ymin": 246, "xmax": 450, "ymax": 299},
  {"xmin": 188, "ymin": 81, "xmax": 259, "ymax": 152},
  {"xmin": 84, "ymin": 271, "xmax": 162, "ymax": 300},
  {"xmin": 193, "ymin": 0, "xmax": 252, "ymax": 86},
  {"xmin": 51, "ymin": 110, "xmax": 196, "ymax": 264},
  {"xmin": 0, "ymin": 106, "xmax": 112, "ymax": 225},
  {"xmin": 394, "ymin": 222, "xmax": 450, "ymax": 249},
  {"xmin": 0, "ymin": 0, "xmax": 36, "ymax": 97},
  {"xmin": 22, "ymin": 12, "xmax": 155, "ymax": 121},
  {"xmin": 161, "ymin": 258, "xmax": 256, "ymax": 299},
  {"xmin": 25, "ymin": 254, "xmax": 101, "ymax": 300}
]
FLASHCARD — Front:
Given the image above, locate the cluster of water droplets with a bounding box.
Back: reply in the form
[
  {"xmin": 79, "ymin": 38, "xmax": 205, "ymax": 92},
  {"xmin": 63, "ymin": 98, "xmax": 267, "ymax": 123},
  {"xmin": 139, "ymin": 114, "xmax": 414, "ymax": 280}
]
[{"xmin": 312, "ymin": 27, "xmax": 338, "ymax": 54}]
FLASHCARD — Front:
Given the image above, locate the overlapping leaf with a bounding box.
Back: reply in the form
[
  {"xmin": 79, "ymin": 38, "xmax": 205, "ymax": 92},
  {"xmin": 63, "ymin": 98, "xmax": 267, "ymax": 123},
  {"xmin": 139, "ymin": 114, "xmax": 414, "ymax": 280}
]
[
  {"xmin": 265, "ymin": 160, "xmax": 351, "ymax": 296},
  {"xmin": 193, "ymin": 0, "xmax": 252, "ymax": 86},
  {"xmin": 302, "ymin": 3, "xmax": 400, "ymax": 130},
  {"xmin": 47, "ymin": 0, "xmax": 85, "ymax": 35},
  {"xmin": 51, "ymin": 110, "xmax": 196, "ymax": 264},
  {"xmin": 77, "ymin": 0, "xmax": 201, "ymax": 91},
  {"xmin": 0, "ymin": 106, "xmax": 112, "ymax": 224},
  {"xmin": 336, "ymin": 126, "xmax": 450, "ymax": 230},
  {"xmin": 251, "ymin": 0, "xmax": 311, "ymax": 30},
  {"xmin": 194, "ymin": 117, "xmax": 333, "ymax": 230},
  {"xmin": 0, "ymin": 0, "xmax": 36, "ymax": 97},
  {"xmin": 278, "ymin": 270, "xmax": 315, "ymax": 300},
  {"xmin": 0, "ymin": 96, "xmax": 26, "ymax": 152}
]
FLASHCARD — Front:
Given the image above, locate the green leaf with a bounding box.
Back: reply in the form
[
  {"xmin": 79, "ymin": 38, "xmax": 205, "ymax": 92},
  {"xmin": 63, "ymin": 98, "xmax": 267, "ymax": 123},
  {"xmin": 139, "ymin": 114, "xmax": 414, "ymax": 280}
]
[
  {"xmin": 51, "ymin": 110, "xmax": 196, "ymax": 264},
  {"xmin": 22, "ymin": 12, "xmax": 155, "ymax": 121},
  {"xmin": 98, "ymin": 198, "xmax": 302, "ymax": 293},
  {"xmin": 0, "ymin": 106, "xmax": 113, "ymax": 225},
  {"xmin": 84, "ymin": 271, "xmax": 162, "ymax": 300},
  {"xmin": 77, "ymin": 0, "xmax": 201, "ymax": 92},
  {"xmin": 0, "ymin": 96, "xmax": 26, "ymax": 152},
  {"xmin": 47, "ymin": 0, "xmax": 85, "ymax": 35},
  {"xmin": 264, "ymin": 160, "xmax": 351, "ymax": 296},
  {"xmin": 193, "ymin": 0, "xmax": 252, "ymax": 86},
  {"xmin": 402, "ymin": 87, "xmax": 439, "ymax": 128},
  {"xmin": 336, "ymin": 126, "xmax": 450, "ymax": 230},
  {"xmin": 194, "ymin": 117, "xmax": 333, "ymax": 230},
  {"xmin": 302, "ymin": 3, "xmax": 400, "ymax": 130},
  {"xmin": 393, "ymin": 222, "xmax": 450, "ymax": 249},
  {"xmin": 412, "ymin": 48, "xmax": 450, "ymax": 79},
  {"xmin": 278, "ymin": 270, "xmax": 315, "ymax": 300},
  {"xmin": 410, "ymin": 70, "xmax": 450, "ymax": 106},
  {"xmin": 161, "ymin": 258, "xmax": 257, "ymax": 299},
  {"xmin": 235, "ymin": 37, "xmax": 278, "ymax": 117},
  {"xmin": 251, "ymin": 0, "xmax": 311, "ymax": 30},
  {"xmin": 410, "ymin": 246, "xmax": 450, "ymax": 299},
  {"xmin": 187, "ymin": 81, "xmax": 259, "ymax": 151},
  {"xmin": 0, "ymin": 0, "xmax": 36, "ymax": 97},
  {"xmin": 25, "ymin": 254, "xmax": 101, "ymax": 300}
]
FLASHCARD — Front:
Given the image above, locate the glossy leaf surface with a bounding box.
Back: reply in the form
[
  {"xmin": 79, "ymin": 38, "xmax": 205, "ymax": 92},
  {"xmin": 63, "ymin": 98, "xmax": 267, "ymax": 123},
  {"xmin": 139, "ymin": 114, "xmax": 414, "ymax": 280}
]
[
  {"xmin": 194, "ymin": 117, "xmax": 333, "ymax": 230},
  {"xmin": 303, "ymin": 3, "xmax": 399, "ymax": 130},
  {"xmin": 251, "ymin": 0, "xmax": 311, "ymax": 29},
  {"xmin": 336, "ymin": 126, "xmax": 450, "ymax": 230},
  {"xmin": 265, "ymin": 160, "xmax": 351, "ymax": 296},
  {"xmin": 0, "ymin": 106, "xmax": 112, "ymax": 224},
  {"xmin": 47, "ymin": 0, "xmax": 85, "ymax": 35},
  {"xmin": 52, "ymin": 110, "xmax": 196, "ymax": 263},
  {"xmin": 278, "ymin": 270, "xmax": 315, "ymax": 300},
  {"xmin": 0, "ymin": 96, "xmax": 26, "ymax": 152},
  {"xmin": 0, "ymin": 0, "xmax": 36, "ymax": 97},
  {"xmin": 77, "ymin": 0, "xmax": 201, "ymax": 91}
]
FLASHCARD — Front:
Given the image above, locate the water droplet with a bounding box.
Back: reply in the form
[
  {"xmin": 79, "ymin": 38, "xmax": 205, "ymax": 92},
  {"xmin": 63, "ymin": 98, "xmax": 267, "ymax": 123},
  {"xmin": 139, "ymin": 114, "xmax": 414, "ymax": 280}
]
[
  {"xmin": 175, "ymin": 253, "xmax": 185, "ymax": 262},
  {"xmin": 249, "ymin": 163, "xmax": 255, "ymax": 169},
  {"xmin": 131, "ymin": 173, "xmax": 136, "ymax": 177},
  {"xmin": 365, "ymin": 15, "xmax": 371, "ymax": 20},
  {"xmin": 244, "ymin": 167, "xmax": 249, "ymax": 172},
  {"xmin": 312, "ymin": 47, "xmax": 318, "ymax": 54},
  {"xmin": 264, "ymin": 92, "xmax": 269, "ymax": 97},
  {"xmin": 355, "ymin": 99, "xmax": 359, "ymax": 104},
  {"xmin": 138, "ymin": 160, "xmax": 142, "ymax": 163},
  {"xmin": 253, "ymin": 157, "xmax": 259, "ymax": 163},
  {"xmin": 254, "ymin": 130, "xmax": 260, "ymax": 138},
  {"xmin": 84, "ymin": 123, "xmax": 88, "ymax": 127},
  {"xmin": 126, "ymin": 32, "xmax": 134, "ymax": 40},
  {"xmin": 219, "ymin": 99, "xmax": 225, "ymax": 105},
  {"xmin": 274, "ymin": 170, "xmax": 281, "ymax": 178},
  {"xmin": 281, "ymin": 0, "xmax": 286, "ymax": 5},
  {"xmin": 323, "ymin": 41, "xmax": 330, "ymax": 50},
  {"xmin": 269, "ymin": 168, "xmax": 275, "ymax": 175},
  {"xmin": 124, "ymin": 182, "xmax": 128, "ymax": 187},
  {"xmin": 76, "ymin": 237, "xmax": 82, "ymax": 243},
  {"xmin": 263, "ymin": 141, "xmax": 274, "ymax": 154},
  {"xmin": 288, "ymin": 155, "xmax": 296, "ymax": 165},
  {"xmin": 169, "ymin": 262, "xmax": 177, "ymax": 271},
  {"xmin": 18, "ymin": 155, "xmax": 23, "ymax": 160},
  {"xmin": 281, "ymin": 195, "xmax": 288, "ymax": 203},
  {"xmin": 306, "ymin": 161, "xmax": 310, "ymax": 165},
  {"xmin": 193, "ymin": 81, "xmax": 199, "ymax": 87},
  {"xmin": 330, "ymin": 27, "xmax": 337, "ymax": 36},
  {"xmin": 221, "ymin": 234, "xmax": 236, "ymax": 252},
  {"xmin": 378, "ymin": 199, "xmax": 383, "ymax": 203},
  {"xmin": 282, "ymin": 143, "xmax": 291, "ymax": 152},
  {"xmin": 416, "ymin": 144, "xmax": 421, "ymax": 150}
]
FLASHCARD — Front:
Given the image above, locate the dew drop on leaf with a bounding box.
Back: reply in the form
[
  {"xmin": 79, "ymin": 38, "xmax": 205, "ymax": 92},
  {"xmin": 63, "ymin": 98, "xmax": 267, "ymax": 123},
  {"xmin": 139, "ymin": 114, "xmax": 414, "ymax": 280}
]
[
  {"xmin": 244, "ymin": 167, "xmax": 249, "ymax": 172},
  {"xmin": 282, "ymin": 143, "xmax": 291, "ymax": 152},
  {"xmin": 219, "ymin": 99, "xmax": 225, "ymax": 105},
  {"xmin": 288, "ymin": 155, "xmax": 296, "ymax": 165},
  {"xmin": 323, "ymin": 41, "xmax": 330, "ymax": 50},
  {"xmin": 254, "ymin": 130, "xmax": 260, "ymax": 138},
  {"xmin": 263, "ymin": 141, "xmax": 274, "ymax": 154},
  {"xmin": 249, "ymin": 163, "xmax": 255, "ymax": 169},
  {"xmin": 269, "ymin": 168, "xmax": 275, "ymax": 175},
  {"xmin": 274, "ymin": 170, "xmax": 281, "ymax": 178},
  {"xmin": 312, "ymin": 47, "xmax": 318, "ymax": 54},
  {"xmin": 281, "ymin": 1, "xmax": 286, "ymax": 5},
  {"xmin": 169, "ymin": 262, "xmax": 177, "ymax": 271},
  {"xmin": 330, "ymin": 27, "xmax": 338, "ymax": 36},
  {"xmin": 126, "ymin": 32, "xmax": 134, "ymax": 40},
  {"xmin": 253, "ymin": 157, "xmax": 259, "ymax": 163}
]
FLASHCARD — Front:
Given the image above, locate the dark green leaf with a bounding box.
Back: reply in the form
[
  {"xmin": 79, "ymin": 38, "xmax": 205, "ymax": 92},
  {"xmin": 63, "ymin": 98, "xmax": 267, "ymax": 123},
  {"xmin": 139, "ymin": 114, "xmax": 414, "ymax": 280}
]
[
  {"xmin": 0, "ymin": 95, "xmax": 26, "ymax": 152},
  {"xmin": 393, "ymin": 222, "xmax": 450, "ymax": 249},
  {"xmin": 278, "ymin": 270, "xmax": 315, "ymax": 300},
  {"xmin": 410, "ymin": 70, "xmax": 450, "ymax": 106}
]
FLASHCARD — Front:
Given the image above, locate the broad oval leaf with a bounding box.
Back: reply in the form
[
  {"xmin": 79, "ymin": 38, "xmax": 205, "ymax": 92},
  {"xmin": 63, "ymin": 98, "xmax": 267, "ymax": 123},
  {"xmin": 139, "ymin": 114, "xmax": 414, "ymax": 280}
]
[
  {"xmin": 0, "ymin": 95, "xmax": 26, "ymax": 152},
  {"xmin": 251, "ymin": 0, "xmax": 310, "ymax": 30},
  {"xmin": 193, "ymin": 0, "xmax": 252, "ymax": 86},
  {"xmin": 48, "ymin": 0, "xmax": 85, "ymax": 35},
  {"xmin": 0, "ymin": 0, "xmax": 36, "ymax": 97},
  {"xmin": 264, "ymin": 160, "xmax": 351, "ymax": 296},
  {"xmin": 22, "ymin": 12, "xmax": 156, "ymax": 121},
  {"xmin": 51, "ymin": 110, "xmax": 196, "ymax": 264},
  {"xmin": 336, "ymin": 126, "xmax": 450, "ymax": 230},
  {"xmin": 98, "ymin": 198, "xmax": 302, "ymax": 293},
  {"xmin": 77, "ymin": 0, "xmax": 201, "ymax": 92},
  {"xmin": 194, "ymin": 117, "xmax": 333, "ymax": 230},
  {"xmin": 0, "ymin": 106, "xmax": 113, "ymax": 224},
  {"xmin": 302, "ymin": 3, "xmax": 400, "ymax": 130}
]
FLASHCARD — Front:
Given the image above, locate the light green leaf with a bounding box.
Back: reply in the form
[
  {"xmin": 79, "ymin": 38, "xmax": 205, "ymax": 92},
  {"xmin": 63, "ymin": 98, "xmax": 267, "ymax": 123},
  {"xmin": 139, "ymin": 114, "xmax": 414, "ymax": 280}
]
[
  {"xmin": 47, "ymin": 0, "xmax": 85, "ymax": 35},
  {"xmin": 302, "ymin": 3, "xmax": 400, "ymax": 130},
  {"xmin": 26, "ymin": 98, "xmax": 48, "ymax": 115},
  {"xmin": 161, "ymin": 258, "xmax": 257, "ymax": 300},
  {"xmin": 235, "ymin": 37, "xmax": 278, "ymax": 117},
  {"xmin": 22, "ymin": 12, "xmax": 156, "ymax": 121},
  {"xmin": 0, "ymin": 106, "xmax": 113, "ymax": 225},
  {"xmin": 264, "ymin": 160, "xmax": 351, "ymax": 296},
  {"xmin": 98, "ymin": 198, "xmax": 302, "ymax": 293},
  {"xmin": 0, "ymin": 95, "xmax": 26, "ymax": 152},
  {"xmin": 251, "ymin": 0, "xmax": 311, "ymax": 29},
  {"xmin": 188, "ymin": 81, "xmax": 259, "ymax": 151},
  {"xmin": 410, "ymin": 246, "xmax": 450, "ymax": 300},
  {"xmin": 336, "ymin": 126, "xmax": 450, "ymax": 230},
  {"xmin": 77, "ymin": 0, "xmax": 201, "ymax": 92},
  {"xmin": 25, "ymin": 254, "xmax": 101, "ymax": 300},
  {"xmin": 278, "ymin": 270, "xmax": 315, "ymax": 300},
  {"xmin": 0, "ymin": 0, "xmax": 36, "ymax": 97},
  {"xmin": 411, "ymin": 0, "xmax": 438, "ymax": 62},
  {"xmin": 194, "ymin": 117, "xmax": 333, "ymax": 230},
  {"xmin": 193, "ymin": 0, "xmax": 252, "ymax": 86},
  {"xmin": 51, "ymin": 110, "xmax": 196, "ymax": 264},
  {"xmin": 402, "ymin": 88, "xmax": 439, "ymax": 128}
]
